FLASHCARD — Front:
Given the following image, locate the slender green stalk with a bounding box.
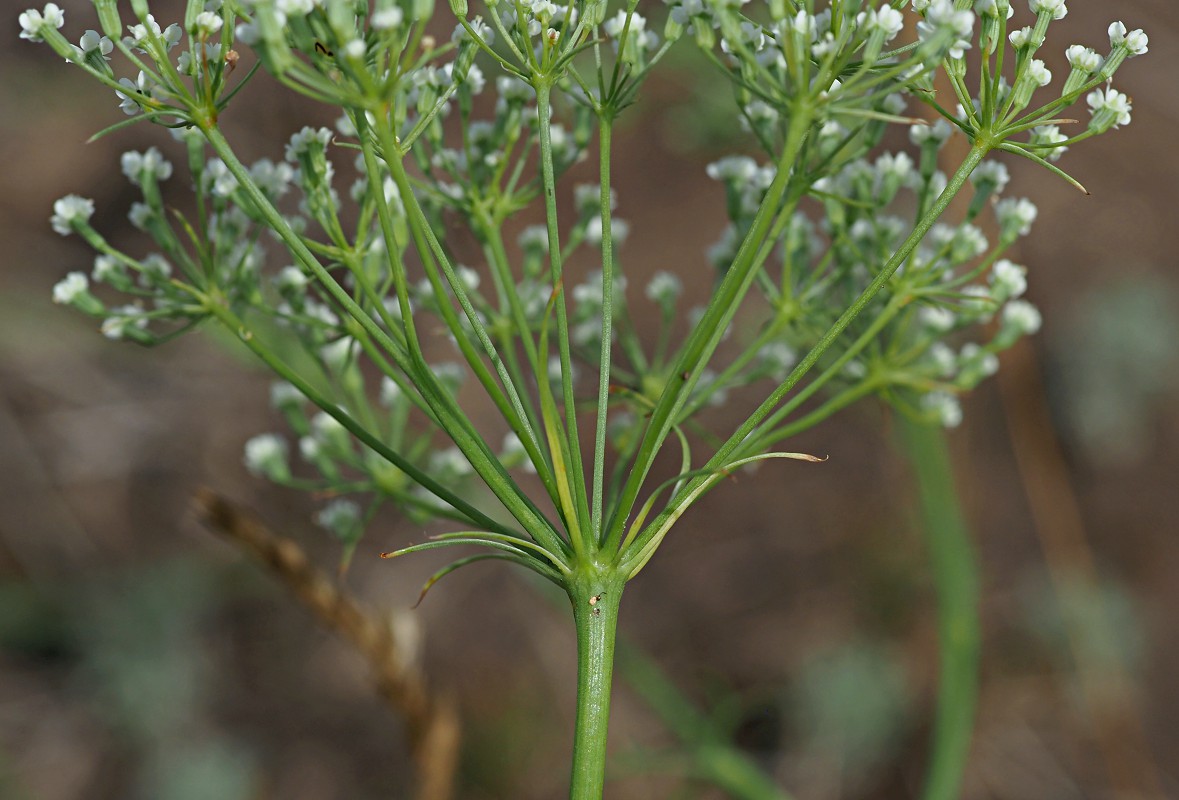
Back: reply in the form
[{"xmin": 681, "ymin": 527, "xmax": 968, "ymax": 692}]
[
  {"xmin": 897, "ymin": 418, "xmax": 980, "ymax": 800},
  {"xmin": 535, "ymin": 80, "xmax": 593, "ymax": 548},
  {"xmin": 568, "ymin": 569, "xmax": 626, "ymax": 800},
  {"xmin": 590, "ymin": 118, "xmax": 615, "ymax": 541}
]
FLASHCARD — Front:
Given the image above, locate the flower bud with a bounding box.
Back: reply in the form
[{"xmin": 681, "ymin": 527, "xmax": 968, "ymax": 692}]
[
  {"xmin": 93, "ymin": 0, "xmax": 122, "ymax": 38},
  {"xmin": 583, "ymin": 0, "xmax": 606, "ymax": 27},
  {"xmin": 448, "ymin": 0, "xmax": 467, "ymax": 18},
  {"xmin": 412, "ymin": 0, "xmax": 434, "ymax": 22}
]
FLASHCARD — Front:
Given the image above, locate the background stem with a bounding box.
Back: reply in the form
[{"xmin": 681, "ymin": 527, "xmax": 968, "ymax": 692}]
[{"xmin": 897, "ymin": 418, "xmax": 981, "ymax": 800}]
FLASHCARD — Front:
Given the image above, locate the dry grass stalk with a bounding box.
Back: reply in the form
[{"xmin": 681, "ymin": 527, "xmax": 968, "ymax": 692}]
[{"xmin": 193, "ymin": 488, "xmax": 460, "ymax": 800}]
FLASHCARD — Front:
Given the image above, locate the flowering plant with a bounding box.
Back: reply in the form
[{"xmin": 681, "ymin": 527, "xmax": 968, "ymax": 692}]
[{"xmin": 28, "ymin": 0, "xmax": 1146, "ymax": 795}]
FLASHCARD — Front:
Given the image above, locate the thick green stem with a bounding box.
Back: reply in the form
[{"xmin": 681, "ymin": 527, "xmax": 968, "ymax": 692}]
[
  {"xmin": 568, "ymin": 569, "xmax": 626, "ymax": 800},
  {"xmin": 897, "ymin": 418, "xmax": 980, "ymax": 800}
]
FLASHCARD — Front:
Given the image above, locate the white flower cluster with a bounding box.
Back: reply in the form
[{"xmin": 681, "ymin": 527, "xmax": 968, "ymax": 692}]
[
  {"xmin": 915, "ymin": 0, "xmax": 975, "ymax": 60},
  {"xmin": 18, "ymin": 3, "xmax": 63, "ymax": 42},
  {"xmin": 121, "ymin": 147, "xmax": 174, "ymax": 186},
  {"xmin": 50, "ymin": 194, "xmax": 94, "ymax": 235}
]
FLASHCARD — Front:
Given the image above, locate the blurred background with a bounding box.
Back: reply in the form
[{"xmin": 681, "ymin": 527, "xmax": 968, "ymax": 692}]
[{"xmin": 2, "ymin": 1, "xmax": 1177, "ymax": 798}]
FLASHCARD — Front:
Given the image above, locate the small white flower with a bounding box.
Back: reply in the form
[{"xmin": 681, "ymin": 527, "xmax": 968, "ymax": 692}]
[
  {"xmin": 975, "ymin": 0, "xmax": 1013, "ymax": 19},
  {"xmin": 92, "ymin": 254, "xmax": 123, "ymax": 284},
  {"xmin": 518, "ymin": 225, "xmax": 549, "ymax": 252},
  {"xmin": 128, "ymin": 202, "xmax": 153, "ymax": 230},
  {"xmin": 203, "ymin": 158, "xmax": 238, "ymax": 197},
  {"xmin": 285, "ymin": 126, "xmax": 333, "ymax": 161},
  {"xmin": 971, "ymin": 161, "xmax": 1010, "ymax": 193},
  {"xmin": 50, "ymin": 195, "xmax": 94, "ymax": 235},
  {"xmin": 192, "ymin": 11, "xmax": 222, "ymax": 35},
  {"xmin": 276, "ymin": 0, "xmax": 314, "ymax": 14},
  {"xmin": 311, "ymin": 411, "xmax": 350, "ymax": 450},
  {"xmin": 876, "ymin": 152, "xmax": 914, "ymax": 183},
  {"xmin": 1086, "ymin": 87, "xmax": 1132, "ymax": 130},
  {"xmin": 372, "ymin": 6, "xmax": 404, "ymax": 29},
  {"xmin": 858, "ymin": 7, "xmax": 905, "ymax": 41},
  {"xmin": 604, "ymin": 9, "xmax": 645, "ymax": 38},
  {"xmin": 52, "ymin": 272, "xmax": 89, "ymax": 305},
  {"xmin": 455, "ymin": 265, "xmax": 481, "ymax": 293},
  {"xmin": 995, "ymin": 197, "xmax": 1038, "ymax": 237},
  {"xmin": 958, "ymin": 343, "xmax": 999, "ymax": 378},
  {"xmin": 759, "ymin": 341, "xmax": 797, "ymax": 381},
  {"xmin": 918, "ymin": 305, "xmax": 956, "ymax": 332},
  {"xmin": 431, "ymin": 447, "xmax": 473, "ymax": 477},
  {"xmin": 990, "ymin": 259, "xmax": 1027, "ymax": 300},
  {"xmin": 315, "ymin": 499, "xmax": 362, "ymax": 539},
  {"xmin": 140, "ymin": 253, "xmax": 171, "ymax": 284},
  {"xmin": 928, "ymin": 342, "xmax": 957, "ymax": 377},
  {"xmin": 917, "ymin": 0, "xmax": 974, "ymax": 60},
  {"xmin": 1001, "ymin": 299, "xmax": 1042, "ymax": 335},
  {"xmin": 921, "ymin": 391, "xmax": 963, "ymax": 428},
  {"xmin": 1008, "ymin": 26, "xmax": 1035, "ymax": 49},
  {"xmin": 270, "ymin": 381, "xmax": 303, "ymax": 409},
  {"xmin": 1029, "ymin": 0, "xmax": 1066, "ymax": 21},
  {"xmin": 1065, "ymin": 45, "xmax": 1101, "ymax": 73},
  {"xmin": 706, "ymin": 155, "xmax": 759, "ymax": 182},
  {"xmin": 1026, "ymin": 59, "xmax": 1052, "ymax": 87},
  {"xmin": 645, "ymin": 271, "xmax": 682, "ymax": 306},
  {"xmin": 121, "ymin": 147, "xmax": 174, "ymax": 185},
  {"xmin": 73, "ymin": 30, "xmax": 114, "ymax": 61},
  {"xmin": 1029, "ymin": 124, "xmax": 1068, "ymax": 161},
  {"xmin": 101, "ymin": 305, "xmax": 149, "ymax": 340},
  {"xmin": 274, "ymin": 266, "xmax": 308, "ymax": 293},
  {"xmin": 244, "ymin": 434, "xmax": 290, "ymax": 480},
  {"xmin": 235, "ymin": 21, "xmax": 259, "ymax": 45},
  {"xmin": 116, "ymin": 71, "xmax": 155, "ymax": 116},
  {"xmin": 574, "ymin": 183, "xmax": 617, "ymax": 214},
  {"xmin": 320, "ymin": 338, "xmax": 354, "ymax": 371},
  {"xmin": 126, "ymin": 15, "xmax": 182, "ymax": 52},
  {"xmin": 298, "ymin": 435, "xmax": 322, "ymax": 463},
  {"xmin": 585, "ymin": 216, "xmax": 629, "ymax": 246},
  {"xmin": 18, "ymin": 3, "xmax": 64, "ymax": 42},
  {"xmin": 1108, "ymin": 21, "xmax": 1148, "ymax": 56},
  {"xmin": 960, "ymin": 285, "xmax": 995, "ymax": 320},
  {"xmin": 910, "ymin": 119, "xmax": 953, "ymax": 147}
]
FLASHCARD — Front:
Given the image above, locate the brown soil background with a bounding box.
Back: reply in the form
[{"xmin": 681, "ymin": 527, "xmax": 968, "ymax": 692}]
[{"xmin": 1, "ymin": 2, "xmax": 1177, "ymax": 798}]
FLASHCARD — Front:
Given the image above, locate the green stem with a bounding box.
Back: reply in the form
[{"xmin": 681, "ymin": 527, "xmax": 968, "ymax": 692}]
[
  {"xmin": 590, "ymin": 117, "xmax": 615, "ymax": 541},
  {"xmin": 568, "ymin": 569, "xmax": 626, "ymax": 800},
  {"xmin": 896, "ymin": 418, "xmax": 980, "ymax": 800},
  {"xmin": 535, "ymin": 80, "xmax": 592, "ymax": 546}
]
